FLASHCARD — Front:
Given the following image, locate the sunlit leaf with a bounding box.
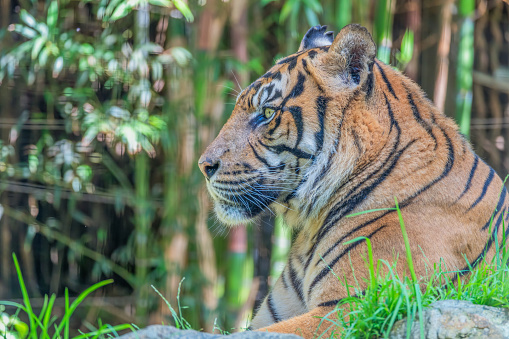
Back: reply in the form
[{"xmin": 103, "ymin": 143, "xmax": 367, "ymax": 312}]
[
  {"xmin": 31, "ymin": 37, "xmax": 46, "ymax": 60},
  {"xmin": 109, "ymin": 106, "xmax": 130, "ymax": 120},
  {"xmin": 151, "ymin": 61, "xmax": 162, "ymax": 80},
  {"xmin": 172, "ymin": 0, "xmax": 194, "ymax": 22},
  {"xmin": 47, "ymin": 0, "xmax": 59, "ymax": 29},
  {"xmin": 77, "ymin": 165, "xmax": 92, "ymax": 181},
  {"xmin": 53, "ymin": 56, "xmax": 64, "ymax": 77},
  {"xmin": 13, "ymin": 24, "xmax": 37, "ymax": 39},
  {"xmin": 148, "ymin": 0, "xmax": 171, "ymax": 6},
  {"xmin": 38, "ymin": 46, "xmax": 49, "ymax": 66},
  {"xmin": 400, "ymin": 29, "xmax": 414, "ymax": 64},
  {"xmin": 20, "ymin": 9, "xmax": 37, "ymax": 28},
  {"xmin": 110, "ymin": 3, "xmax": 131, "ymax": 21},
  {"xmin": 80, "ymin": 43, "xmax": 94, "ymax": 55},
  {"xmin": 35, "ymin": 22, "xmax": 49, "ymax": 37}
]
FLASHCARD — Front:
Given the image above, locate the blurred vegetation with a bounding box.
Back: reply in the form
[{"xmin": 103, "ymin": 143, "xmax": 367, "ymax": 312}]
[{"xmin": 0, "ymin": 0, "xmax": 507, "ymax": 335}]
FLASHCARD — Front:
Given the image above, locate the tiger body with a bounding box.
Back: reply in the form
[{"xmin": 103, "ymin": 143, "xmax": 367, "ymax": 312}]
[{"xmin": 198, "ymin": 24, "xmax": 509, "ymax": 337}]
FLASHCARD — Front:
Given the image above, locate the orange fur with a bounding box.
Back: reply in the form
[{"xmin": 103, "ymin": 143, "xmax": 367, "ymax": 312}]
[{"xmin": 198, "ymin": 24, "xmax": 508, "ymax": 338}]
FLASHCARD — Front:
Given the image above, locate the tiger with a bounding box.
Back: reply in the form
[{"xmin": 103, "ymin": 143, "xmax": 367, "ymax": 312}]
[{"xmin": 198, "ymin": 24, "xmax": 509, "ymax": 337}]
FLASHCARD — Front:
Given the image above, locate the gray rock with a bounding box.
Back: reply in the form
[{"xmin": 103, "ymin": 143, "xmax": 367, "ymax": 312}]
[
  {"xmin": 120, "ymin": 301, "xmax": 509, "ymax": 339},
  {"xmin": 119, "ymin": 325, "xmax": 302, "ymax": 338},
  {"xmin": 389, "ymin": 300, "xmax": 509, "ymax": 339}
]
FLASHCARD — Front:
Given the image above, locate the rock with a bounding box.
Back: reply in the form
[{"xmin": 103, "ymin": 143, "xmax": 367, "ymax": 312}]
[
  {"xmin": 118, "ymin": 325, "xmax": 303, "ymax": 338},
  {"xmin": 389, "ymin": 300, "xmax": 509, "ymax": 339},
  {"xmin": 120, "ymin": 301, "xmax": 509, "ymax": 339}
]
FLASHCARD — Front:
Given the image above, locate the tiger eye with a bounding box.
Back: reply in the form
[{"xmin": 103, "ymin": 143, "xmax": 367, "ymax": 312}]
[{"xmin": 264, "ymin": 108, "xmax": 275, "ymax": 119}]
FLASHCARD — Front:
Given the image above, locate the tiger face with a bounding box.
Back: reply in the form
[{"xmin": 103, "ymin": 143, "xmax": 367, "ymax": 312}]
[{"xmin": 199, "ymin": 25, "xmax": 376, "ymax": 226}]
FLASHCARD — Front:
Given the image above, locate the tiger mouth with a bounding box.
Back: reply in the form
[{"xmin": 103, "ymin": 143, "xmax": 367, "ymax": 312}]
[{"xmin": 207, "ymin": 181, "xmax": 279, "ymax": 225}]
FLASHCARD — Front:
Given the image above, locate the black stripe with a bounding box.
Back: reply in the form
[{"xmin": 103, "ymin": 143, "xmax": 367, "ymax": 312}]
[
  {"xmin": 302, "ymin": 59, "xmax": 311, "ymax": 75},
  {"xmin": 267, "ymin": 114, "xmax": 283, "ymax": 136},
  {"xmin": 316, "ymin": 115, "xmax": 456, "ymax": 272},
  {"xmin": 316, "ymin": 95, "xmax": 403, "ymax": 243},
  {"xmin": 406, "ymin": 88, "xmax": 437, "ymax": 150},
  {"xmin": 287, "ymin": 57, "xmax": 298, "ymax": 71},
  {"xmin": 314, "ymin": 96, "xmax": 328, "ymax": 155},
  {"xmin": 457, "ymin": 155, "xmax": 479, "ymax": 201},
  {"xmin": 267, "ymin": 293, "xmax": 282, "ymax": 323},
  {"xmin": 318, "ymin": 299, "xmax": 343, "ymax": 307},
  {"xmin": 481, "ymin": 187, "xmax": 507, "ymax": 230},
  {"xmin": 288, "ymin": 257, "xmax": 305, "ymax": 304},
  {"xmin": 280, "ymin": 268, "xmax": 289, "ymax": 289},
  {"xmin": 468, "ymin": 167, "xmax": 495, "ymax": 211},
  {"xmin": 362, "ymin": 62, "xmax": 374, "ymax": 98},
  {"xmin": 308, "ymin": 225, "xmax": 387, "ymax": 294},
  {"xmin": 258, "ymin": 141, "xmax": 314, "ymax": 160},
  {"xmin": 287, "ymin": 106, "xmax": 304, "ymax": 147},
  {"xmin": 316, "ymin": 139, "xmax": 416, "ymax": 260},
  {"xmin": 457, "ymin": 210, "xmax": 506, "ymax": 277},
  {"xmin": 249, "ymin": 141, "xmax": 271, "ymax": 167},
  {"xmin": 375, "ymin": 61, "xmax": 398, "ymax": 100}
]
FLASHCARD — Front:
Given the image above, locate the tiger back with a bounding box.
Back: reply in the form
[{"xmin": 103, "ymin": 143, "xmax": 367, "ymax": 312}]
[{"xmin": 198, "ymin": 24, "xmax": 509, "ymax": 338}]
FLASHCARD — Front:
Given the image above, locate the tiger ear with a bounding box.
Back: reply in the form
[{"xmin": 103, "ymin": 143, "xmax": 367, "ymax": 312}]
[
  {"xmin": 320, "ymin": 24, "xmax": 376, "ymax": 89},
  {"xmin": 298, "ymin": 25, "xmax": 335, "ymax": 52}
]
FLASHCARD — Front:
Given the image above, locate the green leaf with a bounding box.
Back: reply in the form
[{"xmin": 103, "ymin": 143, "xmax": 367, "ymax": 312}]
[
  {"xmin": 80, "ymin": 43, "xmax": 94, "ymax": 55},
  {"xmin": 38, "ymin": 46, "xmax": 50, "ymax": 66},
  {"xmin": 20, "ymin": 9, "xmax": 37, "ymax": 28},
  {"xmin": 47, "ymin": 1, "xmax": 59, "ymax": 29},
  {"xmin": 31, "ymin": 37, "xmax": 46, "ymax": 60},
  {"xmin": 400, "ymin": 29, "xmax": 414, "ymax": 64},
  {"xmin": 110, "ymin": 3, "xmax": 131, "ymax": 21},
  {"xmin": 172, "ymin": 0, "xmax": 194, "ymax": 22},
  {"xmin": 151, "ymin": 61, "xmax": 162, "ymax": 80},
  {"xmin": 76, "ymin": 165, "xmax": 92, "ymax": 181},
  {"xmin": 148, "ymin": 0, "xmax": 171, "ymax": 6},
  {"xmin": 53, "ymin": 56, "xmax": 63, "ymax": 77},
  {"xmin": 13, "ymin": 24, "xmax": 37, "ymax": 39}
]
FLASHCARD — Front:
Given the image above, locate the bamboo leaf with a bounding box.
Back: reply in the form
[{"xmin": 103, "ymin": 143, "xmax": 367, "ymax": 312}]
[
  {"xmin": 20, "ymin": 10, "xmax": 37, "ymax": 28},
  {"xmin": 47, "ymin": 1, "xmax": 59, "ymax": 29},
  {"xmin": 110, "ymin": 3, "xmax": 131, "ymax": 21},
  {"xmin": 172, "ymin": 0, "xmax": 194, "ymax": 22},
  {"xmin": 31, "ymin": 37, "xmax": 46, "ymax": 60},
  {"xmin": 13, "ymin": 24, "xmax": 38, "ymax": 39}
]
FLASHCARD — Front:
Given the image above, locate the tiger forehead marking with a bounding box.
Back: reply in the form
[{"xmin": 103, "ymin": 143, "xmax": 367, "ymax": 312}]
[{"xmin": 198, "ymin": 24, "xmax": 509, "ymax": 337}]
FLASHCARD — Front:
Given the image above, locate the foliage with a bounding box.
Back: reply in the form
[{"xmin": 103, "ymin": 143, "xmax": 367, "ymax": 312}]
[{"xmin": 0, "ymin": 254, "xmax": 134, "ymax": 339}]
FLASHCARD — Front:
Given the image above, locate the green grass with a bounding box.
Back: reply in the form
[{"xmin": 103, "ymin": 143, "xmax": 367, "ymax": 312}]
[
  {"xmin": 314, "ymin": 196, "xmax": 509, "ymax": 338},
  {"xmin": 0, "ymin": 254, "xmax": 135, "ymax": 339}
]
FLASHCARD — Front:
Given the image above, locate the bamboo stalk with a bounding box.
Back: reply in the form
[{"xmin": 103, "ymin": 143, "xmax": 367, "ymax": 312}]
[
  {"xmin": 404, "ymin": 0, "xmax": 421, "ymax": 80},
  {"xmin": 433, "ymin": 0, "xmax": 453, "ymax": 112},
  {"xmin": 455, "ymin": 0, "xmax": 475, "ymax": 137},
  {"xmin": 374, "ymin": 0, "xmax": 396, "ymax": 63},
  {"xmin": 270, "ymin": 216, "xmax": 291, "ymax": 285},
  {"xmin": 134, "ymin": 3, "xmax": 152, "ymax": 323}
]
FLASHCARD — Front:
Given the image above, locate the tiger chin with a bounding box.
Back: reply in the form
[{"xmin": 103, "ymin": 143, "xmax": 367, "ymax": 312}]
[{"xmin": 198, "ymin": 24, "xmax": 509, "ymax": 338}]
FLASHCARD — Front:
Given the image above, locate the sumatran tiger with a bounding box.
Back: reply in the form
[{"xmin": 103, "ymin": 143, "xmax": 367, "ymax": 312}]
[{"xmin": 198, "ymin": 24, "xmax": 509, "ymax": 337}]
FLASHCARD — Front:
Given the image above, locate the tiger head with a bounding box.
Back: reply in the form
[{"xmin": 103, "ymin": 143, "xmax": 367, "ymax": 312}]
[{"xmin": 199, "ymin": 24, "xmax": 379, "ymax": 227}]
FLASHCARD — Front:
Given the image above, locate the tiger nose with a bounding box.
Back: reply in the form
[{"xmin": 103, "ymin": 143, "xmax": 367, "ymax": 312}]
[{"xmin": 198, "ymin": 157, "xmax": 220, "ymax": 179}]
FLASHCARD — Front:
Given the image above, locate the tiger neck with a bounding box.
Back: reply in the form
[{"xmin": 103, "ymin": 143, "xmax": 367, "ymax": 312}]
[{"xmin": 279, "ymin": 65, "xmax": 440, "ymax": 236}]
